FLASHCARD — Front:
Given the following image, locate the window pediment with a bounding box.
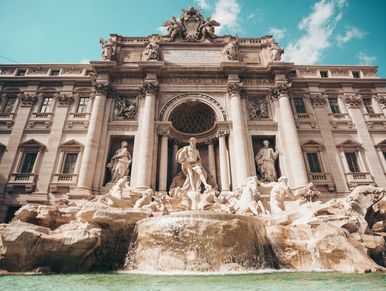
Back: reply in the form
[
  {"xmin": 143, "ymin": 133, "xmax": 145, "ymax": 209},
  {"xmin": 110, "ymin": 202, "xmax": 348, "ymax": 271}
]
[{"xmin": 336, "ymin": 139, "xmax": 362, "ymax": 151}]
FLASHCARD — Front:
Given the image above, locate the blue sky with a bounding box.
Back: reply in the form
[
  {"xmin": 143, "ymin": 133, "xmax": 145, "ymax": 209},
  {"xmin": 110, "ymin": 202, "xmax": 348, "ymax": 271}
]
[{"xmin": 1, "ymin": 0, "xmax": 385, "ymax": 76}]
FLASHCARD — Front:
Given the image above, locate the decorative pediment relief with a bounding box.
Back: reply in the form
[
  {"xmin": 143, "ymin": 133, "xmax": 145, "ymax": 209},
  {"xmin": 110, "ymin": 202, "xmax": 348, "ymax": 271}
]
[
  {"xmin": 113, "ymin": 95, "xmax": 138, "ymax": 120},
  {"xmin": 59, "ymin": 139, "xmax": 84, "ymax": 151},
  {"xmin": 19, "ymin": 139, "xmax": 46, "ymax": 150},
  {"xmin": 302, "ymin": 140, "xmax": 324, "ymax": 151},
  {"xmin": 336, "ymin": 139, "xmax": 362, "ymax": 151}
]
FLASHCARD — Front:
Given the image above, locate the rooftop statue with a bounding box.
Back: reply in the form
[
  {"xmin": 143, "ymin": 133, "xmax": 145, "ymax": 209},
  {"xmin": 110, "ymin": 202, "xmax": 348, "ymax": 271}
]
[
  {"xmin": 99, "ymin": 37, "xmax": 116, "ymax": 61},
  {"xmin": 270, "ymin": 43, "xmax": 284, "ymax": 62},
  {"xmin": 161, "ymin": 6, "xmax": 220, "ymax": 41},
  {"xmin": 222, "ymin": 38, "xmax": 238, "ymax": 61}
]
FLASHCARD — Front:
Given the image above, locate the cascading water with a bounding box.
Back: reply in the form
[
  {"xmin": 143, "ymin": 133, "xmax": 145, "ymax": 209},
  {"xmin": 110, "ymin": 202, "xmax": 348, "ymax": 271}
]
[{"xmin": 124, "ymin": 211, "xmax": 280, "ymax": 272}]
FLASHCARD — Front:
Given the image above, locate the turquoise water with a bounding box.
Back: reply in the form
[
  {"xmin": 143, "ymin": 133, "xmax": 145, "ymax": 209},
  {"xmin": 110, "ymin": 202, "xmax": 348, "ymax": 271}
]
[{"xmin": 0, "ymin": 272, "xmax": 385, "ymax": 291}]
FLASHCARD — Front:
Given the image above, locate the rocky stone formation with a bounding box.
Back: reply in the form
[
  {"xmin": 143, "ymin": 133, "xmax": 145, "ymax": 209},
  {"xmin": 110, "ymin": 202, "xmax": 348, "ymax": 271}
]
[
  {"xmin": 0, "ymin": 181, "xmax": 385, "ymax": 274},
  {"xmin": 126, "ymin": 211, "xmax": 280, "ymax": 272}
]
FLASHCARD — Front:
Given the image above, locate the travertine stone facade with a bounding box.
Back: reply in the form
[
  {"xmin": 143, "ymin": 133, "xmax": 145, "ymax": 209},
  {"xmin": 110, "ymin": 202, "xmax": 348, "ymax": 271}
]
[{"xmin": 0, "ymin": 7, "xmax": 385, "ymax": 222}]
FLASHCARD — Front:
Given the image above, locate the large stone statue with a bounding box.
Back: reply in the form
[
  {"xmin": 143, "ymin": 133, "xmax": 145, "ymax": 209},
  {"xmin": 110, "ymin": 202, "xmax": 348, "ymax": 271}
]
[
  {"xmin": 107, "ymin": 140, "xmax": 132, "ymax": 183},
  {"xmin": 222, "ymin": 38, "xmax": 238, "ymax": 61},
  {"xmin": 258, "ymin": 176, "xmax": 295, "ymax": 213},
  {"xmin": 99, "ymin": 37, "xmax": 115, "ymax": 61},
  {"xmin": 176, "ymin": 137, "xmax": 211, "ymax": 193},
  {"xmin": 270, "ymin": 43, "xmax": 284, "ymax": 62},
  {"xmin": 255, "ymin": 140, "xmax": 279, "ymax": 182}
]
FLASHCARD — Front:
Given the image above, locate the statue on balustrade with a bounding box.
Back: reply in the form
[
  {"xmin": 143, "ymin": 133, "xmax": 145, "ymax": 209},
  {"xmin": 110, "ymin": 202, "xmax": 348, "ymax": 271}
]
[
  {"xmin": 222, "ymin": 38, "xmax": 238, "ymax": 61},
  {"xmin": 99, "ymin": 37, "xmax": 115, "ymax": 61},
  {"xmin": 270, "ymin": 43, "xmax": 284, "ymax": 62},
  {"xmin": 107, "ymin": 140, "xmax": 132, "ymax": 183},
  {"xmin": 255, "ymin": 140, "xmax": 279, "ymax": 182},
  {"xmin": 176, "ymin": 137, "xmax": 211, "ymax": 193}
]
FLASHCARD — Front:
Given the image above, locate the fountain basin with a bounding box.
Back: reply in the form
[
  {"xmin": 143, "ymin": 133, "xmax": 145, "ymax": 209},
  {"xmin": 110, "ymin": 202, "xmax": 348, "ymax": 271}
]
[{"xmin": 126, "ymin": 211, "xmax": 279, "ymax": 272}]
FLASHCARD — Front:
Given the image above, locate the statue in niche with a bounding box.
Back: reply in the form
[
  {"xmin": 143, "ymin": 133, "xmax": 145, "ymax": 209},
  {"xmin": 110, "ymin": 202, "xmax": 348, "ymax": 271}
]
[
  {"xmin": 107, "ymin": 140, "xmax": 132, "ymax": 183},
  {"xmin": 255, "ymin": 140, "xmax": 279, "ymax": 182},
  {"xmin": 143, "ymin": 42, "xmax": 160, "ymax": 61},
  {"xmin": 99, "ymin": 38, "xmax": 115, "ymax": 61},
  {"xmin": 270, "ymin": 43, "xmax": 284, "ymax": 62},
  {"xmin": 113, "ymin": 96, "xmax": 137, "ymax": 120},
  {"xmin": 176, "ymin": 137, "xmax": 211, "ymax": 193},
  {"xmin": 248, "ymin": 97, "xmax": 270, "ymax": 119},
  {"xmin": 222, "ymin": 38, "xmax": 238, "ymax": 61}
]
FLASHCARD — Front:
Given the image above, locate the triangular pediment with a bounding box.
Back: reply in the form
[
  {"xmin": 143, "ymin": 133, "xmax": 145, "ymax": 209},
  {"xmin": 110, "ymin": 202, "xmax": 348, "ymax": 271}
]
[
  {"xmin": 19, "ymin": 139, "xmax": 46, "ymax": 149},
  {"xmin": 59, "ymin": 139, "xmax": 83, "ymax": 151},
  {"xmin": 336, "ymin": 139, "xmax": 362, "ymax": 150}
]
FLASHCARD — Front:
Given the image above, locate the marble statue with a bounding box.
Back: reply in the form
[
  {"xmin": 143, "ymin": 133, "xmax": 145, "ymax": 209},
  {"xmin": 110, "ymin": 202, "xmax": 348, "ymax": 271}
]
[
  {"xmin": 162, "ymin": 16, "xmax": 183, "ymax": 40},
  {"xmin": 107, "ymin": 140, "xmax": 132, "ymax": 183},
  {"xmin": 270, "ymin": 43, "xmax": 284, "ymax": 62},
  {"xmin": 235, "ymin": 176, "xmax": 268, "ymax": 215},
  {"xmin": 176, "ymin": 137, "xmax": 211, "ymax": 193},
  {"xmin": 201, "ymin": 17, "xmax": 220, "ymax": 38},
  {"xmin": 113, "ymin": 96, "xmax": 137, "ymax": 120},
  {"xmin": 143, "ymin": 42, "xmax": 160, "ymax": 61},
  {"xmin": 222, "ymin": 38, "xmax": 238, "ymax": 61},
  {"xmin": 255, "ymin": 140, "xmax": 279, "ymax": 182},
  {"xmin": 258, "ymin": 176, "xmax": 295, "ymax": 213},
  {"xmin": 99, "ymin": 37, "xmax": 115, "ymax": 61}
]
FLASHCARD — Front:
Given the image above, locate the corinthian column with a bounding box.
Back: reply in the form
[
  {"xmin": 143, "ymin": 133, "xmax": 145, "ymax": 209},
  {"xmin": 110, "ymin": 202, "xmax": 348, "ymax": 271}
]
[
  {"xmin": 135, "ymin": 80, "xmax": 158, "ymax": 190},
  {"xmin": 74, "ymin": 82, "xmax": 108, "ymax": 197},
  {"xmin": 158, "ymin": 129, "xmax": 169, "ymax": 192},
  {"xmin": 228, "ymin": 81, "xmax": 250, "ymax": 187},
  {"xmin": 217, "ymin": 129, "xmax": 230, "ymax": 192},
  {"xmin": 271, "ymin": 82, "xmax": 308, "ymax": 187},
  {"xmin": 207, "ymin": 139, "xmax": 217, "ymax": 180}
]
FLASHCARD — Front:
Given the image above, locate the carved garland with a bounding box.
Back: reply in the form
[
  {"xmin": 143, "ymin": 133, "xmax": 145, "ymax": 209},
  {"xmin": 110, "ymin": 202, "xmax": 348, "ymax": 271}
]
[
  {"xmin": 342, "ymin": 94, "xmax": 362, "ymax": 108},
  {"xmin": 18, "ymin": 92, "xmax": 37, "ymax": 107},
  {"xmin": 269, "ymin": 82, "xmax": 291, "ymax": 98},
  {"xmin": 308, "ymin": 94, "xmax": 327, "ymax": 107},
  {"xmin": 159, "ymin": 93, "xmax": 227, "ymax": 121}
]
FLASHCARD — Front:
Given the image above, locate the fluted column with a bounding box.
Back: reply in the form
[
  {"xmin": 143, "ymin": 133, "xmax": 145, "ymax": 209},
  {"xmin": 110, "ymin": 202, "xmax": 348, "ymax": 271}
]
[
  {"xmin": 228, "ymin": 81, "xmax": 250, "ymax": 187},
  {"xmin": 207, "ymin": 139, "xmax": 217, "ymax": 179},
  {"xmin": 171, "ymin": 141, "xmax": 179, "ymax": 178},
  {"xmin": 135, "ymin": 81, "xmax": 158, "ymax": 190},
  {"xmin": 75, "ymin": 82, "xmax": 108, "ymax": 196},
  {"xmin": 271, "ymin": 82, "xmax": 308, "ymax": 187},
  {"xmin": 218, "ymin": 130, "xmax": 230, "ymax": 192},
  {"xmin": 158, "ymin": 129, "xmax": 169, "ymax": 192}
]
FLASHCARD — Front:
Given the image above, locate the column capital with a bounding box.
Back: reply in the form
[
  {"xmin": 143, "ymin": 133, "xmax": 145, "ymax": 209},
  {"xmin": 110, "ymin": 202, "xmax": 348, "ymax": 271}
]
[
  {"xmin": 342, "ymin": 94, "xmax": 362, "ymax": 108},
  {"xmin": 158, "ymin": 129, "xmax": 170, "ymax": 137},
  {"xmin": 216, "ymin": 129, "xmax": 229, "ymax": 137},
  {"xmin": 54, "ymin": 92, "xmax": 74, "ymax": 107},
  {"xmin": 93, "ymin": 81, "xmax": 111, "ymax": 95},
  {"xmin": 140, "ymin": 80, "xmax": 159, "ymax": 96},
  {"xmin": 375, "ymin": 94, "xmax": 386, "ymax": 109},
  {"xmin": 269, "ymin": 82, "xmax": 291, "ymax": 99},
  {"xmin": 226, "ymin": 81, "xmax": 243, "ymax": 96},
  {"xmin": 308, "ymin": 93, "xmax": 327, "ymax": 108},
  {"xmin": 17, "ymin": 92, "xmax": 37, "ymax": 107}
]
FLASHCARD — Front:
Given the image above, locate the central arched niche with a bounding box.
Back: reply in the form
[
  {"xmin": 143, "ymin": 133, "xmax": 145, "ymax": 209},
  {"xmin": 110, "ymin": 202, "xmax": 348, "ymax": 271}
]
[{"xmin": 169, "ymin": 101, "xmax": 216, "ymax": 135}]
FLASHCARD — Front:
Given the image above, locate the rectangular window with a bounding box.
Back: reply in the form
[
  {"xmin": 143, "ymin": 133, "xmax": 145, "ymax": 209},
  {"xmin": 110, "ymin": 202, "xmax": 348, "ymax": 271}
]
[
  {"xmin": 16, "ymin": 69, "xmax": 26, "ymax": 76},
  {"xmin": 363, "ymin": 97, "xmax": 375, "ymax": 114},
  {"xmin": 307, "ymin": 152, "xmax": 322, "ymax": 173},
  {"xmin": 345, "ymin": 152, "xmax": 361, "ymax": 173},
  {"xmin": 50, "ymin": 69, "xmax": 60, "ymax": 76},
  {"xmin": 2, "ymin": 97, "xmax": 16, "ymax": 113},
  {"xmin": 352, "ymin": 71, "xmax": 360, "ymax": 78},
  {"xmin": 328, "ymin": 97, "xmax": 340, "ymax": 113},
  {"xmin": 20, "ymin": 152, "xmax": 38, "ymax": 173},
  {"xmin": 77, "ymin": 97, "xmax": 89, "ymax": 113},
  {"xmin": 62, "ymin": 153, "xmax": 78, "ymax": 174},
  {"xmin": 320, "ymin": 71, "xmax": 328, "ymax": 78},
  {"xmin": 293, "ymin": 97, "xmax": 307, "ymax": 113},
  {"xmin": 40, "ymin": 97, "xmax": 53, "ymax": 113}
]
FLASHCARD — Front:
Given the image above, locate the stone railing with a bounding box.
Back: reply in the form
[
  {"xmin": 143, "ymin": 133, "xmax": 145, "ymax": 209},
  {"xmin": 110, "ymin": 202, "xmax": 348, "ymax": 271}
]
[
  {"xmin": 308, "ymin": 172, "xmax": 331, "ymax": 181},
  {"xmin": 66, "ymin": 112, "xmax": 90, "ymax": 128},
  {"xmin": 363, "ymin": 113, "xmax": 386, "ymax": 128},
  {"xmin": 345, "ymin": 172, "xmax": 372, "ymax": 182},
  {"xmin": 50, "ymin": 173, "xmax": 78, "ymax": 193},
  {"xmin": 28, "ymin": 112, "xmax": 53, "ymax": 129},
  {"xmin": 7, "ymin": 173, "xmax": 37, "ymax": 192},
  {"xmin": 328, "ymin": 113, "xmax": 353, "ymax": 128},
  {"xmin": 0, "ymin": 112, "xmax": 15, "ymax": 128},
  {"xmin": 52, "ymin": 173, "xmax": 78, "ymax": 183},
  {"xmin": 294, "ymin": 113, "xmax": 316, "ymax": 128},
  {"xmin": 31, "ymin": 112, "xmax": 53, "ymax": 120}
]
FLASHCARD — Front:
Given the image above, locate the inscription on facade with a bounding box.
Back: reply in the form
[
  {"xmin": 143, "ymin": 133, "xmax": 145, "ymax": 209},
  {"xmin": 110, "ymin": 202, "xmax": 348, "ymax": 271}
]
[{"xmin": 162, "ymin": 49, "xmax": 222, "ymax": 64}]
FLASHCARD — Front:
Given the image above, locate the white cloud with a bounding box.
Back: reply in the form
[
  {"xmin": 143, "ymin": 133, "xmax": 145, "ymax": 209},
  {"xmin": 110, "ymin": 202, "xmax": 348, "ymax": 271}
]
[
  {"xmin": 269, "ymin": 27, "xmax": 287, "ymax": 40},
  {"xmin": 212, "ymin": 0, "xmax": 241, "ymax": 33},
  {"xmin": 336, "ymin": 26, "xmax": 365, "ymax": 46},
  {"xmin": 80, "ymin": 59, "xmax": 90, "ymax": 64},
  {"xmin": 284, "ymin": 0, "xmax": 345, "ymax": 64},
  {"xmin": 194, "ymin": 0, "xmax": 209, "ymax": 9},
  {"xmin": 157, "ymin": 26, "xmax": 167, "ymax": 34},
  {"xmin": 357, "ymin": 51, "xmax": 376, "ymax": 65}
]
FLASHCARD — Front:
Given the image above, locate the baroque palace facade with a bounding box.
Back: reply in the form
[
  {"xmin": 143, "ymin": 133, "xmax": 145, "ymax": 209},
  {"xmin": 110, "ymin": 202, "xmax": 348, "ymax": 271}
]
[{"xmin": 0, "ymin": 7, "xmax": 385, "ymax": 222}]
